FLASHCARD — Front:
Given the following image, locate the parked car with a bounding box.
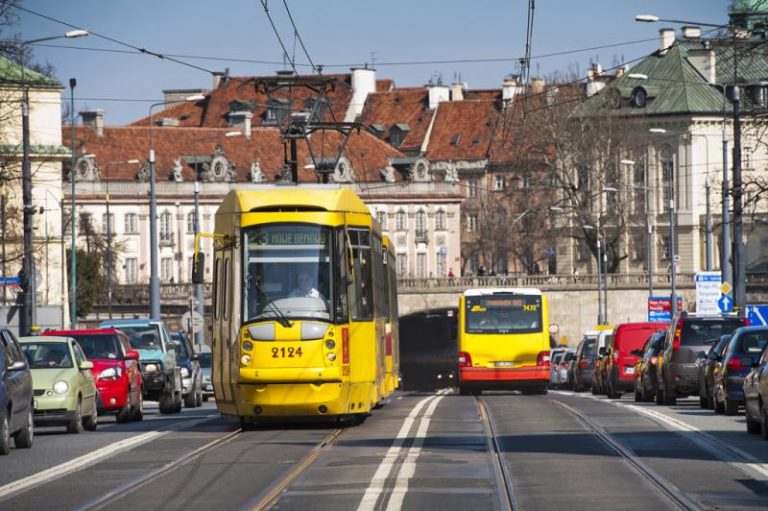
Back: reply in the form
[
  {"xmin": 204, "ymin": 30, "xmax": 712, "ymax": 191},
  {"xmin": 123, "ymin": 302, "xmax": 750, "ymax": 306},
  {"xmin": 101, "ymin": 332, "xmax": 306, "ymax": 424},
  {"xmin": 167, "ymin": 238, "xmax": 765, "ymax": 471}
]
[
  {"xmin": 656, "ymin": 312, "xmax": 748, "ymax": 406},
  {"xmin": 169, "ymin": 331, "xmax": 203, "ymax": 408},
  {"xmin": 571, "ymin": 335, "xmax": 597, "ymax": 392},
  {"xmin": 43, "ymin": 329, "xmax": 143, "ymax": 422},
  {"xmin": 0, "ymin": 326, "xmax": 34, "ymax": 454},
  {"xmin": 712, "ymin": 327, "xmax": 768, "ymax": 415},
  {"xmin": 605, "ymin": 322, "xmax": 667, "ymax": 399},
  {"xmin": 550, "ymin": 347, "xmax": 569, "ymax": 389},
  {"xmin": 20, "ymin": 336, "xmax": 98, "ymax": 434},
  {"xmin": 591, "ymin": 329, "xmax": 614, "ymax": 395},
  {"xmin": 696, "ymin": 334, "xmax": 732, "ymax": 409},
  {"xmin": 198, "ymin": 352, "xmax": 213, "ymax": 401},
  {"xmin": 743, "ymin": 328, "xmax": 768, "ymax": 435},
  {"xmin": 632, "ymin": 329, "xmax": 666, "ymax": 402},
  {"xmin": 99, "ymin": 318, "xmax": 182, "ymax": 414}
]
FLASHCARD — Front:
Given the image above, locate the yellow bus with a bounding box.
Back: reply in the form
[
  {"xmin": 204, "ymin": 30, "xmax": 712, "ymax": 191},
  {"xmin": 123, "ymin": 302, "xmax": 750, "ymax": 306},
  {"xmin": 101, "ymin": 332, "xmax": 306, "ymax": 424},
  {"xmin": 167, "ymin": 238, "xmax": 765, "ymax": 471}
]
[
  {"xmin": 457, "ymin": 288, "xmax": 551, "ymax": 395},
  {"xmin": 200, "ymin": 185, "xmax": 397, "ymax": 424}
]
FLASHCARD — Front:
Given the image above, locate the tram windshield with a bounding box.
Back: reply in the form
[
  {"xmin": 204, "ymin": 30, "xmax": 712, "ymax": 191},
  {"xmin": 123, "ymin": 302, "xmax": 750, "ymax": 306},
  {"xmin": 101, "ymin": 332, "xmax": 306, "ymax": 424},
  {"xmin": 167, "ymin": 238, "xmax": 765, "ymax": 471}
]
[
  {"xmin": 243, "ymin": 224, "xmax": 334, "ymax": 323},
  {"xmin": 464, "ymin": 294, "xmax": 543, "ymax": 334}
]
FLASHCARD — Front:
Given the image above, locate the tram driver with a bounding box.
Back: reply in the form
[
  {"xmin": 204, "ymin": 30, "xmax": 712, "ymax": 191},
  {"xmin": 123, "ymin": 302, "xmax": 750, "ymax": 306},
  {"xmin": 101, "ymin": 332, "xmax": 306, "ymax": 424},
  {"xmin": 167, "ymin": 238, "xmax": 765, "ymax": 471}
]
[{"xmin": 289, "ymin": 269, "xmax": 326, "ymax": 301}]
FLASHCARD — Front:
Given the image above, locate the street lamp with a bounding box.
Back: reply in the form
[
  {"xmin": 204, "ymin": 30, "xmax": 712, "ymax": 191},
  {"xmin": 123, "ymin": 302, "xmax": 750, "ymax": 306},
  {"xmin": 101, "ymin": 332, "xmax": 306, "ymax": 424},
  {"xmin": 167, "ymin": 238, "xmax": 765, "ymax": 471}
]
[
  {"xmin": 17, "ymin": 29, "xmax": 88, "ymax": 335},
  {"xmin": 148, "ymin": 94, "xmax": 205, "ymax": 320},
  {"xmin": 104, "ymin": 159, "xmax": 140, "ymax": 319}
]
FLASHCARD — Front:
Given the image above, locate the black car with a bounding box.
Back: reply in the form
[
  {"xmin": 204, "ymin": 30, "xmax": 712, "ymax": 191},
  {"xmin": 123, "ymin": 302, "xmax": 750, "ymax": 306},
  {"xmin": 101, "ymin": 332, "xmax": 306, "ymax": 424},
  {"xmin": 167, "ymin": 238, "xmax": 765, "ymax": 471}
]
[
  {"xmin": 571, "ymin": 336, "xmax": 597, "ymax": 392},
  {"xmin": 169, "ymin": 331, "xmax": 203, "ymax": 408},
  {"xmin": 656, "ymin": 312, "xmax": 747, "ymax": 406},
  {"xmin": 0, "ymin": 326, "xmax": 34, "ymax": 454},
  {"xmin": 696, "ymin": 334, "xmax": 732, "ymax": 409},
  {"xmin": 712, "ymin": 327, "xmax": 768, "ymax": 415},
  {"xmin": 743, "ymin": 327, "xmax": 768, "ymax": 436},
  {"xmin": 632, "ymin": 329, "xmax": 665, "ymax": 402}
]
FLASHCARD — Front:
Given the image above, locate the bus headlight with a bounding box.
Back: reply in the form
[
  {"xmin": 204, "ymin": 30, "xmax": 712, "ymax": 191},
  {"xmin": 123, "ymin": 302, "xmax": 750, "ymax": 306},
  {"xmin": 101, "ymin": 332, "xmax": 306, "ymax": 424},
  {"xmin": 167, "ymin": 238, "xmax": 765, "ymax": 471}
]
[
  {"xmin": 327, "ymin": 353, "xmax": 337, "ymax": 361},
  {"xmin": 53, "ymin": 380, "xmax": 69, "ymax": 395},
  {"xmin": 325, "ymin": 339, "xmax": 336, "ymax": 350},
  {"xmin": 241, "ymin": 354, "xmax": 251, "ymax": 365},
  {"xmin": 242, "ymin": 340, "xmax": 254, "ymax": 351}
]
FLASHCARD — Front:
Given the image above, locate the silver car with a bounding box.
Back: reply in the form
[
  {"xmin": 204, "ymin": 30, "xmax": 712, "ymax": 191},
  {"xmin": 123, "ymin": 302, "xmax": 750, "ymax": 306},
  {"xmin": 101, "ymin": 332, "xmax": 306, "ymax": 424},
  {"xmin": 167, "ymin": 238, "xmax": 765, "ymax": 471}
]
[{"xmin": 198, "ymin": 352, "xmax": 213, "ymax": 401}]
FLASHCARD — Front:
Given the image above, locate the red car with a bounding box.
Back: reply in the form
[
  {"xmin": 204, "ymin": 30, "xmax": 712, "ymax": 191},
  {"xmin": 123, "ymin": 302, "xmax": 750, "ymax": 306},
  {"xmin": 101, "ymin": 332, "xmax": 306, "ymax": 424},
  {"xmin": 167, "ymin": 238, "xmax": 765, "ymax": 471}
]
[
  {"xmin": 605, "ymin": 322, "xmax": 668, "ymax": 399},
  {"xmin": 43, "ymin": 329, "xmax": 143, "ymax": 422}
]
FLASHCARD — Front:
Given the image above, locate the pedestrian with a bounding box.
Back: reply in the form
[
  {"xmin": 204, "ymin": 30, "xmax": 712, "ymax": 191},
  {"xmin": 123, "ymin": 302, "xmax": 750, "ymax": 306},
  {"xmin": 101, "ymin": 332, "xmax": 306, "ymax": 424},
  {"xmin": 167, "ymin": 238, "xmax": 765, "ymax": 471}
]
[{"xmin": 447, "ymin": 268, "xmax": 455, "ymax": 278}]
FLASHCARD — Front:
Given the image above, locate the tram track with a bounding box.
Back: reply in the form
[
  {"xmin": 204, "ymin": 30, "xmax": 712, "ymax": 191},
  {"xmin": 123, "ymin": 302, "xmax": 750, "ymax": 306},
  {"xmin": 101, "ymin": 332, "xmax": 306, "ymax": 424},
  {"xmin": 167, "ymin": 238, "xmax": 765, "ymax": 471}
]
[
  {"xmin": 551, "ymin": 399, "xmax": 702, "ymax": 511},
  {"xmin": 476, "ymin": 397, "xmax": 517, "ymax": 511}
]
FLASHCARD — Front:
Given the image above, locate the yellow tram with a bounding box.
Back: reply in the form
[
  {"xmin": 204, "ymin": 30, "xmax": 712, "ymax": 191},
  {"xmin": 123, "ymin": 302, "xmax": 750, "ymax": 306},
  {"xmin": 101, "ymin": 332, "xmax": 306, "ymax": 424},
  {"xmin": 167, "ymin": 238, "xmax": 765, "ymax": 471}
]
[{"xmin": 201, "ymin": 185, "xmax": 399, "ymax": 423}]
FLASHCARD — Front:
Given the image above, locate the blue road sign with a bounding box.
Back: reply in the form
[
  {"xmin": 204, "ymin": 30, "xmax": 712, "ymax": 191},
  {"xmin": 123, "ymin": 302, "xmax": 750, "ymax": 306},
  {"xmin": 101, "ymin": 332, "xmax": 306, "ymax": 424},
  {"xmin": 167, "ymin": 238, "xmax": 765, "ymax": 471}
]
[
  {"xmin": 0, "ymin": 277, "xmax": 20, "ymax": 286},
  {"xmin": 747, "ymin": 305, "xmax": 768, "ymax": 326},
  {"xmin": 718, "ymin": 294, "xmax": 733, "ymax": 313}
]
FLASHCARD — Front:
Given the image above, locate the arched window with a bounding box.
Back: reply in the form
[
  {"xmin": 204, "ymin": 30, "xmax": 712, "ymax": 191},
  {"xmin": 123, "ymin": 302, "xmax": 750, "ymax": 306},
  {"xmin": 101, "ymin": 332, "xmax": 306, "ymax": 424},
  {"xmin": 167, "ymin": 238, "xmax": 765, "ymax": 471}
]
[
  {"xmin": 396, "ymin": 209, "xmax": 406, "ymax": 230},
  {"xmin": 160, "ymin": 210, "xmax": 172, "ymax": 242},
  {"xmin": 415, "ymin": 210, "xmax": 426, "ymax": 232},
  {"xmin": 435, "ymin": 209, "xmax": 446, "ymax": 230},
  {"xmin": 187, "ymin": 211, "xmax": 197, "ymax": 233}
]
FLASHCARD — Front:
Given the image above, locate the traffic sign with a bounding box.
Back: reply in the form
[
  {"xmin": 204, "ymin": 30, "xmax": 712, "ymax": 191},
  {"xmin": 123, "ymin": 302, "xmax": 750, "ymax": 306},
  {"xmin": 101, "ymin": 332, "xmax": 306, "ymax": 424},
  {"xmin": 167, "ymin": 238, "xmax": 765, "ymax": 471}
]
[
  {"xmin": 717, "ymin": 295, "xmax": 733, "ymax": 313},
  {"xmin": 747, "ymin": 305, "xmax": 768, "ymax": 326},
  {"xmin": 181, "ymin": 311, "xmax": 204, "ymax": 332},
  {"xmin": 695, "ymin": 271, "xmax": 721, "ymax": 315},
  {"xmin": 721, "ymin": 282, "xmax": 732, "ymax": 295}
]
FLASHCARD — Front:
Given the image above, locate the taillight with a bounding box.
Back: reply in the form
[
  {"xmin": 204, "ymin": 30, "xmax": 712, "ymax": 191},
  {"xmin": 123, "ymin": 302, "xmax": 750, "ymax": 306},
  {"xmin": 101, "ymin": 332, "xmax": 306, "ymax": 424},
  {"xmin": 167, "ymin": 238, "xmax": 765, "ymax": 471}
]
[
  {"xmin": 537, "ymin": 351, "xmax": 551, "ymax": 367},
  {"xmin": 458, "ymin": 351, "xmax": 472, "ymax": 368},
  {"xmin": 613, "ymin": 350, "xmax": 619, "ymax": 360},
  {"xmin": 743, "ymin": 318, "xmax": 751, "ymax": 327},
  {"xmin": 672, "ymin": 321, "xmax": 683, "ymax": 351},
  {"xmin": 726, "ymin": 357, "xmax": 743, "ymax": 372},
  {"xmin": 649, "ymin": 355, "xmax": 658, "ymax": 366},
  {"xmin": 578, "ymin": 360, "xmax": 589, "ymax": 368}
]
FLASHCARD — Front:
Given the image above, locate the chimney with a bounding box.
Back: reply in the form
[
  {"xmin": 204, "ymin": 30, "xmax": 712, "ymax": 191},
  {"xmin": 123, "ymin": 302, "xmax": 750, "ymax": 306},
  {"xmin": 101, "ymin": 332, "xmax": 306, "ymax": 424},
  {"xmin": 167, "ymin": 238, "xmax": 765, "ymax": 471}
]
[
  {"xmin": 163, "ymin": 88, "xmax": 206, "ymax": 105},
  {"xmin": 586, "ymin": 64, "xmax": 606, "ymax": 97},
  {"xmin": 502, "ymin": 75, "xmax": 523, "ymax": 107},
  {"xmin": 687, "ymin": 48, "xmax": 717, "ymax": 83},
  {"xmin": 531, "ymin": 77, "xmax": 545, "ymax": 94},
  {"xmin": 450, "ymin": 82, "xmax": 464, "ymax": 101},
  {"xmin": 427, "ymin": 82, "xmax": 450, "ymax": 110},
  {"xmin": 659, "ymin": 28, "xmax": 676, "ymax": 55},
  {"xmin": 80, "ymin": 109, "xmax": 104, "ymax": 137},
  {"xmin": 228, "ymin": 111, "xmax": 253, "ymax": 137},
  {"xmin": 682, "ymin": 25, "xmax": 701, "ymax": 39},
  {"xmin": 345, "ymin": 67, "xmax": 377, "ymax": 122}
]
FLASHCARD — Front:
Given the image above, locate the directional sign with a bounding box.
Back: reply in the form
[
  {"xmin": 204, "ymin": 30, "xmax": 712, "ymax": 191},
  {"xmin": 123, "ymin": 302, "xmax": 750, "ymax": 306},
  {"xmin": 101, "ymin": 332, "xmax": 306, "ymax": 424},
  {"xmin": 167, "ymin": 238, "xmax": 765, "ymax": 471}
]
[
  {"xmin": 648, "ymin": 296, "xmax": 683, "ymax": 322},
  {"xmin": 0, "ymin": 277, "xmax": 20, "ymax": 286},
  {"xmin": 747, "ymin": 305, "xmax": 768, "ymax": 326},
  {"xmin": 695, "ymin": 271, "xmax": 721, "ymax": 315},
  {"xmin": 717, "ymin": 294, "xmax": 733, "ymax": 313},
  {"xmin": 181, "ymin": 311, "xmax": 204, "ymax": 332}
]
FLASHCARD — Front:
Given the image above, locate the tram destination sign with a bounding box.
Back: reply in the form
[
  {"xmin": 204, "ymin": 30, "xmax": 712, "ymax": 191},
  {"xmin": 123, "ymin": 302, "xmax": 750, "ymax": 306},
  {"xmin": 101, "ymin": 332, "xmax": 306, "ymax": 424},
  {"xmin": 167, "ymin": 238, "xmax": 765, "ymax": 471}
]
[{"xmin": 254, "ymin": 230, "xmax": 327, "ymax": 245}]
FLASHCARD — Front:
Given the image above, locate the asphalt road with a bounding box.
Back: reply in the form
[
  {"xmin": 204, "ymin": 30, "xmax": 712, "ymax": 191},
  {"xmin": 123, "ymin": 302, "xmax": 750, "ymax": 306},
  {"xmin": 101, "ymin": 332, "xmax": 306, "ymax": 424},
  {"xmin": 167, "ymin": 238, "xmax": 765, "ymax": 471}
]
[{"xmin": 2, "ymin": 392, "xmax": 768, "ymax": 510}]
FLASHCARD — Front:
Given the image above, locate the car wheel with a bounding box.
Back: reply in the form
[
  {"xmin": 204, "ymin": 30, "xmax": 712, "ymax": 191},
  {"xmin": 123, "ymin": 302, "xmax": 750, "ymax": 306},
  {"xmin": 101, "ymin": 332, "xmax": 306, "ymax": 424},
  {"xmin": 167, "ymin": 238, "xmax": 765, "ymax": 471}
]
[
  {"xmin": 184, "ymin": 392, "xmax": 196, "ymax": 408},
  {"xmin": 131, "ymin": 394, "xmax": 144, "ymax": 422},
  {"xmin": 116, "ymin": 403, "xmax": 132, "ymax": 423},
  {"xmin": 699, "ymin": 394, "xmax": 708, "ymax": 409},
  {"xmin": 0, "ymin": 410, "xmax": 11, "ymax": 455},
  {"xmin": 746, "ymin": 404, "xmax": 761, "ymax": 434},
  {"xmin": 174, "ymin": 394, "xmax": 183, "ymax": 413},
  {"xmin": 14, "ymin": 408, "xmax": 33, "ymax": 449},
  {"xmin": 655, "ymin": 387, "xmax": 664, "ymax": 405},
  {"xmin": 663, "ymin": 387, "xmax": 677, "ymax": 406},
  {"xmin": 714, "ymin": 392, "xmax": 725, "ymax": 414},
  {"xmin": 83, "ymin": 408, "xmax": 98, "ymax": 432},
  {"xmin": 158, "ymin": 392, "xmax": 175, "ymax": 414},
  {"xmin": 195, "ymin": 388, "xmax": 203, "ymax": 407},
  {"xmin": 203, "ymin": 395, "xmax": 209, "ymax": 402},
  {"xmin": 724, "ymin": 397, "xmax": 739, "ymax": 416},
  {"xmin": 67, "ymin": 400, "xmax": 84, "ymax": 434}
]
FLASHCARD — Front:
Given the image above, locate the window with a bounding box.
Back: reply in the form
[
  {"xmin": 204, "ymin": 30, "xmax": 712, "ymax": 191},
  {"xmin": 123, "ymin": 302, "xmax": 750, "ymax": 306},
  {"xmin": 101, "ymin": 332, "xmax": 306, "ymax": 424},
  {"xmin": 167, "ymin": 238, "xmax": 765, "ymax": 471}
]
[
  {"xmin": 467, "ymin": 213, "xmax": 478, "ymax": 232},
  {"xmin": 744, "ymin": 147, "xmax": 752, "ymax": 169},
  {"xmin": 161, "ymin": 257, "xmax": 174, "ymax": 282},
  {"xmin": 79, "ymin": 213, "xmax": 93, "ymax": 235},
  {"xmin": 494, "ymin": 175, "xmax": 505, "ymax": 191},
  {"xmin": 397, "ymin": 253, "xmax": 407, "ymax": 277},
  {"xmin": 415, "ymin": 210, "xmax": 426, "ymax": 232},
  {"xmin": 436, "ymin": 249, "xmax": 447, "ymax": 276},
  {"xmin": 661, "ymin": 235, "xmax": 671, "ymax": 260},
  {"xmin": 348, "ymin": 228, "xmax": 373, "ymax": 320},
  {"xmin": 187, "ymin": 211, "xmax": 197, "ymax": 233},
  {"xmin": 124, "ymin": 213, "xmax": 137, "ymax": 234},
  {"xmin": 450, "ymin": 133, "xmax": 461, "ymax": 145},
  {"xmin": 376, "ymin": 210, "xmax": 386, "ymax": 229},
  {"xmin": 101, "ymin": 213, "xmax": 114, "ymax": 235},
  {"xmin": 160, "ymin": 210, "xmax": 172, "ymax": 243},
  {"xmin": 661, "ymin": 152, "xmax": 674, "ymax": 206},
  {"xmin": 396, "ymin": 209, "xmax": 406, "ymax": 230},
  {"xmin": 416, "ymin": 253, "xmax": 427, "ymax": 278},
  {"xmin": 435, "ymin": 209, "xmax": 446, "ymax": 230},
  {"xmin": 125, "ymin": 258, "xmax": 137, "ymax": 283},
  {"xmin": 467, "ymin": 178, "xmax": 478, "ymax": 198}
]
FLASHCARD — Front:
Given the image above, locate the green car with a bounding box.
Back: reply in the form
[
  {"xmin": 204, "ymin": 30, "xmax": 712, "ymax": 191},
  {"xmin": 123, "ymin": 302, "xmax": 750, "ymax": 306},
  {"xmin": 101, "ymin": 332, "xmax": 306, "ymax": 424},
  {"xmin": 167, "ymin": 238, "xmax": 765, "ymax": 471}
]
[{"xmin": 20, "ymin": 336, "xmax": 98, "ymax": 434}]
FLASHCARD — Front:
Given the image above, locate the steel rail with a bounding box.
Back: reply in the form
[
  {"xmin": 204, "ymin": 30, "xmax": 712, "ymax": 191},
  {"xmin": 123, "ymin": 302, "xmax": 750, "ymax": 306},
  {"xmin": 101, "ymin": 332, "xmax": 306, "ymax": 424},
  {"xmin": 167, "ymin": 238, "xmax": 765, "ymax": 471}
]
[
  {"xmin": 249, "ymin": 427, "xmax": 344, "ymax": 511},
  {"xmin": 551, "ymin": 399, "xmax": 701, "ymax": 511},
  {"xmin": 476, "ymin": 397, "xmax": 517, "ymax": 511}
]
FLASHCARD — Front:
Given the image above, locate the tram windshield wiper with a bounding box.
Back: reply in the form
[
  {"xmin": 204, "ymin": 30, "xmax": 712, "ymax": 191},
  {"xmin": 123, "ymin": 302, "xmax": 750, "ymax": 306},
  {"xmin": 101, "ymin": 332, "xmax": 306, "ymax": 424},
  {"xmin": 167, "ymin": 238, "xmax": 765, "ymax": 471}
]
[{"xmin": 250, "ymin": 281, "xmax": 293, "ymax": 328}]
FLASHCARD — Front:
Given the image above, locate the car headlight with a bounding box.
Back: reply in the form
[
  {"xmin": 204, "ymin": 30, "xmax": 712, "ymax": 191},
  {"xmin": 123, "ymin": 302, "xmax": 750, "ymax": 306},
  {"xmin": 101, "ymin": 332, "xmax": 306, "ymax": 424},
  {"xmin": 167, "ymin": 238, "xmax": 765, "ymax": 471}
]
[
  {"xmin": 99, "ymin": 367, "xmax": 122, "ymax": 380},
  {"xmin": 53, "ymin": 380, "xmax": 69, "ymax": 395},
  {"xmin": 180, "ymin": 367, "xmax": 190, "ymax": 378},
  {"xmin": 144, "ymin": 363, "xmax": 159, "ymax": 373}
]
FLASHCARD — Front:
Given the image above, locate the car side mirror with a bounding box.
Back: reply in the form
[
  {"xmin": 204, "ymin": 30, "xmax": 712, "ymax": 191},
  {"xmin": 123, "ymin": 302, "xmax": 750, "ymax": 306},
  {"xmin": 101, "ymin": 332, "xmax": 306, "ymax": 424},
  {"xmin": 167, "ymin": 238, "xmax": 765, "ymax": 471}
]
[
  {"xmin": 8, "ymin": 360, "xmax": 27, "ymax": 372},
  {"xmin": 80, "ymin": 360, "xmax": 94, "ymax": 370},
  {"xmin": 125, "ymin": 350, "xmax": 140, "ymax": 360},
  {"xmin": 598, "ymin": 347, "xmax": 606, "ymax": 356}
]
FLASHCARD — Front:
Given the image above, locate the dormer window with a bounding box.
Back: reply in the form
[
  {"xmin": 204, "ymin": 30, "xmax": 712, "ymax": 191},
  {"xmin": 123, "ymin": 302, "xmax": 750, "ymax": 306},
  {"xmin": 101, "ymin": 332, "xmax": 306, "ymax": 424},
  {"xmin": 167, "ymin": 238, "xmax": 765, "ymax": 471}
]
[
  {"xmin": 494, "ymin": 175, "xmax": 505, "ymax": 191},
  {"xmin": 303, "ymin": 97, "xmax": 328, "ymax": 122},
  {"xmin": 389, "ymin": 123, "xmax": 410, "ymax": 147},
  {"xmin": 450, "ymin": 134, "xmax": 461, "ymax": 145},
  {"xmin": 265, "ymin": 98, "xmax": 291, "ymax": 125}
]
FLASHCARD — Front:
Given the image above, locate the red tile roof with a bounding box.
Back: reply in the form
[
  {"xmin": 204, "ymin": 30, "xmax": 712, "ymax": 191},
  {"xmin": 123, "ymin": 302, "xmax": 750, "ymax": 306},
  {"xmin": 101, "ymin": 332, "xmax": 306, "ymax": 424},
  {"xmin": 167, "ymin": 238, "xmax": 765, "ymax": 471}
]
[
  {"xmin": 425, "ymin": 101, "xmax": 499, "ymax": 161},
  {"xmin": 357, "ymin": 88, "xmax": 432, "ymax": 152}
]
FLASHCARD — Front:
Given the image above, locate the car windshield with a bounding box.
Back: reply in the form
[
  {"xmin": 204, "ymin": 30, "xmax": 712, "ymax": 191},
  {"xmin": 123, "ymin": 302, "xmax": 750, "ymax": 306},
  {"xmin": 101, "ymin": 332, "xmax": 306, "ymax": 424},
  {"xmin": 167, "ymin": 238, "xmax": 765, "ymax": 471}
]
[
  {"xmin": 170, "ymin": 334, "xmax": 191, "ymax": 360},
  {"xmin": 67, "ymin": 334, "xmax": 121, "ymax": 360},
  {"xmin": 198, "ymin": 352, "xmax": 211, "ymax": 368},
  {"xmin": 22, "ymin": 342, "xmax": 73, "ymax": 369},
  {"xmin": 119, "ymin": 326, "xmax": 162, "ymax": 351},
  {"xmin": 681, "ymin": 319, "xmax": 745, "ymax": 345}
]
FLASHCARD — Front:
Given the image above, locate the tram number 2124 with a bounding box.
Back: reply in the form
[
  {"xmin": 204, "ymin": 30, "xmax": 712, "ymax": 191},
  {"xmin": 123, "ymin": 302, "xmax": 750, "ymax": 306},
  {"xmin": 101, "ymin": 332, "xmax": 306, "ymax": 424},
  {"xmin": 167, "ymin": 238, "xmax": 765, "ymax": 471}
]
[{"xmin": 271, "ymin": 347, "xmax": 303, "ymax": 358}]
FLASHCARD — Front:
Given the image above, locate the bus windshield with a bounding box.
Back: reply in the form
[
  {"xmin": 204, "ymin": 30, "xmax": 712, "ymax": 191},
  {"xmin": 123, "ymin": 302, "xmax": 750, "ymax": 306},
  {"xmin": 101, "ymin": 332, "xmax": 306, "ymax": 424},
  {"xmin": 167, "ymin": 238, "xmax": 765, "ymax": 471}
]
[
  {"xmin": 464, "ymin": 294, "xmax": 543, "ymax": 334},
  {"xmin": 243, "ymin": 224, "xmax": 333, "ymax": 323}
]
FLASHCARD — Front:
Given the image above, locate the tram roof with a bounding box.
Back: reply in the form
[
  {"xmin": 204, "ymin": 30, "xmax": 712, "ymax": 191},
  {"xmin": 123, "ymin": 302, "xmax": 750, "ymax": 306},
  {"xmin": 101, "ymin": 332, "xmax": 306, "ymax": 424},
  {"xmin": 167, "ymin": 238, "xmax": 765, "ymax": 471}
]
[
  {"xmin": 221, "ymin": 185, "xmax": 370, "ymax": 214},
  {"xmin": 463, "ymin": 288, "xmax": 543, "ymax": 297}
]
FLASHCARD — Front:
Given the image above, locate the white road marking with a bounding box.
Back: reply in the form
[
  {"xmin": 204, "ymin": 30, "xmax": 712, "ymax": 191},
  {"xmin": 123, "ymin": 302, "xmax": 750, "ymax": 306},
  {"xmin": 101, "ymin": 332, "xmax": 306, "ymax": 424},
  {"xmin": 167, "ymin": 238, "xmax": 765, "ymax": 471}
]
[
  {"xmin": 0, "ymin": 414, "xmax": 217, "ymax": 501},
  {"xmin": 356, "ymin": 390, "xmax": 449, "ymax": 511}
]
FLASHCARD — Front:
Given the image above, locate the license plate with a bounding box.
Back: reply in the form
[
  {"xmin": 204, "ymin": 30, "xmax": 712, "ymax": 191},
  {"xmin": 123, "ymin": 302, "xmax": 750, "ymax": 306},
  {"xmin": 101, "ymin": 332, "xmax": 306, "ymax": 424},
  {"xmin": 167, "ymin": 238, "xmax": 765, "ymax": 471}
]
[
  {"xmin": 495, "ymin": 361, "xmax": 515, "ymax": 368},
  {"xmin": 624, "ymin": 367, "xmax": 635, "ymax": 375}
]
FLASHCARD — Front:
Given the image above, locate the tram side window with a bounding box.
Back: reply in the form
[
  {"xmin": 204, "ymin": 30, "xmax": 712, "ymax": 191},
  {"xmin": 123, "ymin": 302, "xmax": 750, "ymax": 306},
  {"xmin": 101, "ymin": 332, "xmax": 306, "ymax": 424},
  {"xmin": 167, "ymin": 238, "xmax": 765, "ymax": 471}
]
[
  {"xmin": 349, "ymin": 228, "xmax": 373, "ymax": 320},
  {"xmin": 213, "ymin": 257, "xmax": 220, "ymax": 320},
  {"xmin": 335, "ymin": 227, "xmax": 349, "ymax": 322},
  {"xmin": 373, "ymin": 236, "xmax": 385, "ymax": 318},
  {"xmin": 222, "ymin": 258, "xmax": 230, "ymax": 320}
]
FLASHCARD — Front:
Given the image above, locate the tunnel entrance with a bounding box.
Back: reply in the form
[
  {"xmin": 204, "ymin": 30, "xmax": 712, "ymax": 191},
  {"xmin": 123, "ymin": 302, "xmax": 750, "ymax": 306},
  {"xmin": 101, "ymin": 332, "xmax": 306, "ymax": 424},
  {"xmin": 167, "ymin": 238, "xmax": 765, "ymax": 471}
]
[{"xmin": 398, "ymin": 307, "xmax": 458, "ymax": 391}]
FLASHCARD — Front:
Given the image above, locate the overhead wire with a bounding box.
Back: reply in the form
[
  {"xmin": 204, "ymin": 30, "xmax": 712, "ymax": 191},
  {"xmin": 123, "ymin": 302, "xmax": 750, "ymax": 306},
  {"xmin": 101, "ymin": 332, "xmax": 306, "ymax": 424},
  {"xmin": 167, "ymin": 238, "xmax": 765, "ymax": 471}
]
[
  {"xmin": 259, "ymin": 0, "xmax": 297, "ymax": 74},
  {"xmin": 281, "ymin": 0, "xmax": 316, "ymax": 73}
]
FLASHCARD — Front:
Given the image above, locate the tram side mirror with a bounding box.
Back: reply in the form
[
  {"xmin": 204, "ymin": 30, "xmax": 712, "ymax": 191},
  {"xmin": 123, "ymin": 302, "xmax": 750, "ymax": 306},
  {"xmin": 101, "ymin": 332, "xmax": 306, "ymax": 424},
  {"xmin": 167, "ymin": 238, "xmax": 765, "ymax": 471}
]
[{"xmin": 192, "ymin": 253, "xmax": 205, "ymax": 284}]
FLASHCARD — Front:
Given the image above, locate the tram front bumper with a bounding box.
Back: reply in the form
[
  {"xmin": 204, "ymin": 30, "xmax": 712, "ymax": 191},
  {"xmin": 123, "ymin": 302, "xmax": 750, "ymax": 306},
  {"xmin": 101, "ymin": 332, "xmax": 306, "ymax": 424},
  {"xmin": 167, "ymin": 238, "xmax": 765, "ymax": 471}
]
[{"xmin": 235, "ymin": 380, "xmax": 367, "ymax": 417}]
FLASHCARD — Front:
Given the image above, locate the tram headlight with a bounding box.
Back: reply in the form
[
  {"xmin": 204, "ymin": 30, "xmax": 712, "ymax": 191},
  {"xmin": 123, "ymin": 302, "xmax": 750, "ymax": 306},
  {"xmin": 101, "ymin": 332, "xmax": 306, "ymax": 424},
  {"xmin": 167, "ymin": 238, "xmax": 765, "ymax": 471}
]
[
  {"xmin": 325, "ymin": 339, "xmax": 336, "ymax": 350},
  {"xmin": 327, "ymin": 352, "xmax": 337, "ymax": 361},
  {"xmin": 241, "ymin": 354, "xmax": 251, "ymax": 365},
  {"xmin": 242, "ymin": 340, "xmax": 254, "ymax": 351}
]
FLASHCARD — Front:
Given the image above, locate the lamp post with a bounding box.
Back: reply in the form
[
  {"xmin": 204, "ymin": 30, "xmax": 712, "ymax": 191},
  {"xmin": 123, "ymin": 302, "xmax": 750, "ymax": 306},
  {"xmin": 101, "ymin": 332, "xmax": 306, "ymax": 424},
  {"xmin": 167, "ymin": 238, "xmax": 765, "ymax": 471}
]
[
  {"xmin": 190, "ymin": 131, "xmax": 241, "ymax": 348},
  {"xmin": 17, "ymin": 30, "xmax": 88, "ymax": 335},
  {"xmin": 148, "ymin": 95, "xmax": 205, "ymax": 320}
]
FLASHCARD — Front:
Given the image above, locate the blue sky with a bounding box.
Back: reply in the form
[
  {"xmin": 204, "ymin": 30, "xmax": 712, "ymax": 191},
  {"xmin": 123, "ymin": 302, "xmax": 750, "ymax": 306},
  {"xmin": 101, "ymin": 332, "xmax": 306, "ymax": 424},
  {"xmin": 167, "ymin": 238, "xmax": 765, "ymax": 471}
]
[{"xmin": 16, "ymin": 0, "xmax": 728, "ymax": 125}]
